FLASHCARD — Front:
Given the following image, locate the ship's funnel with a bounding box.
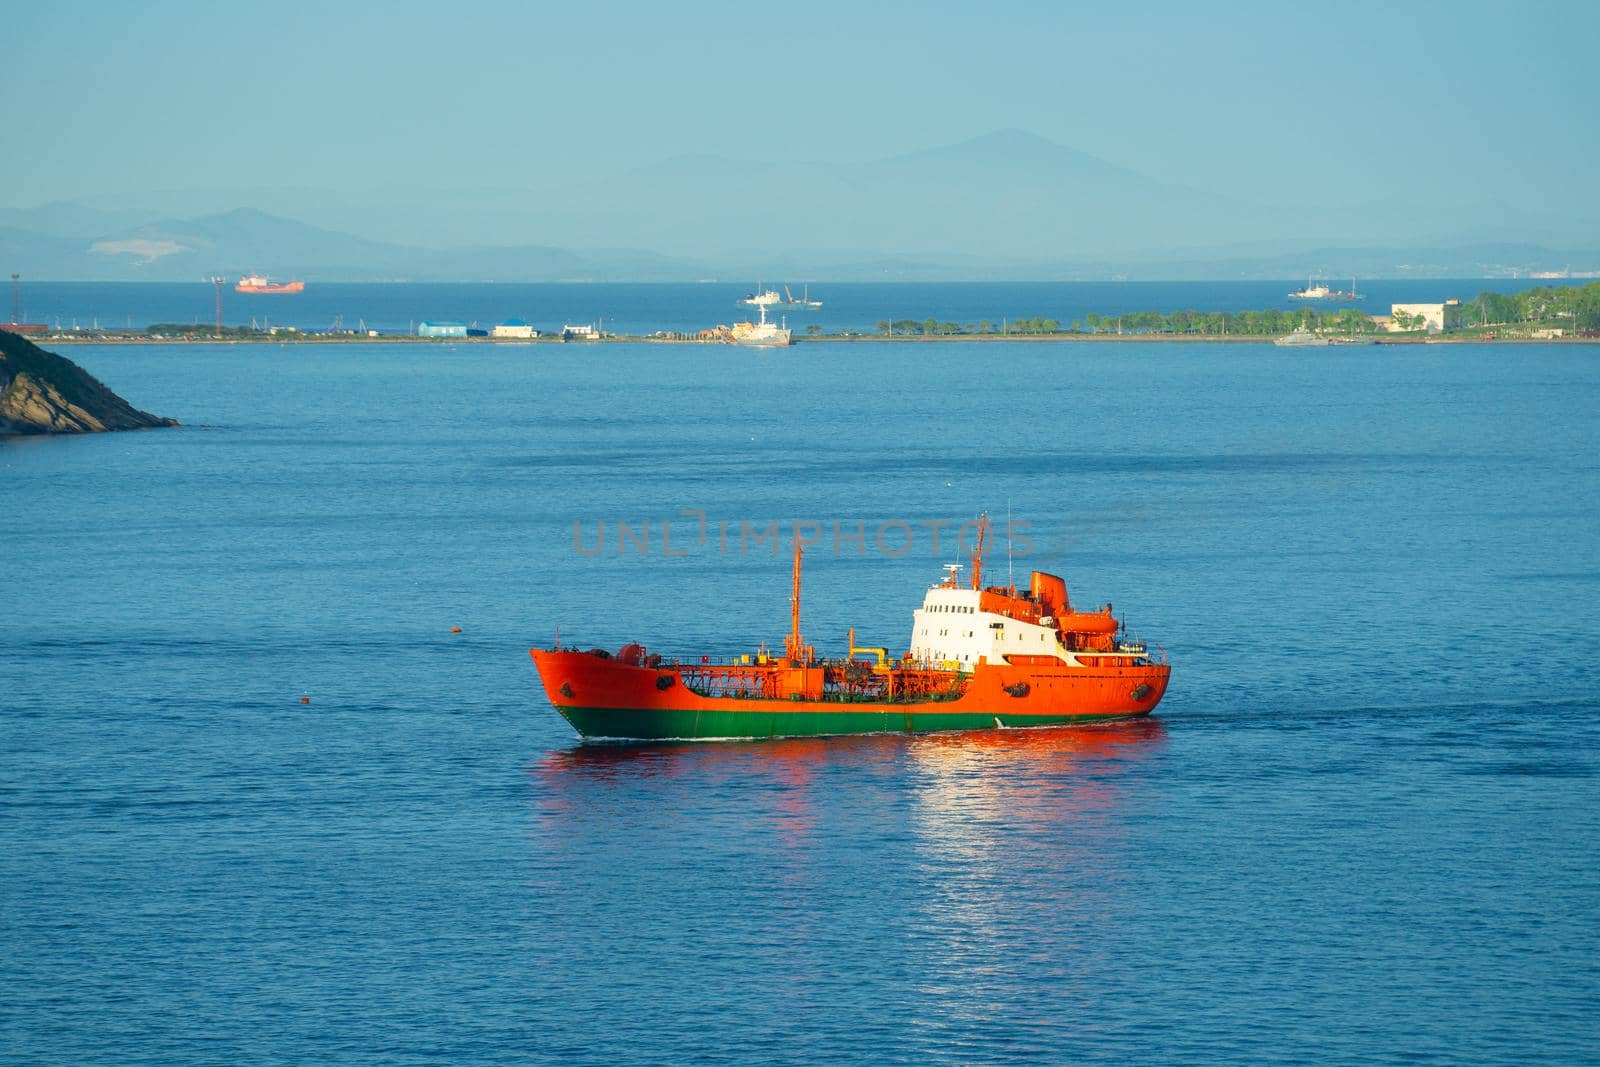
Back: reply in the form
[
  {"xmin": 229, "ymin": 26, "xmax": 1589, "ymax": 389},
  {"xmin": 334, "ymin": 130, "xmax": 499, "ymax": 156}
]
[{"xmin": 1030, "ymin": 571, "xmax": 1069, "ymax": 617}]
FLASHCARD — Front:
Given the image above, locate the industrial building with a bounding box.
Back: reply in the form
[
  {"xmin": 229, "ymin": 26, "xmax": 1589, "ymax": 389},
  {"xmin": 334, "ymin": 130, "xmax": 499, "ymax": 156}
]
[{"xmin": 417, "ymin": 321, "xmax": 468, "ymax": 338}]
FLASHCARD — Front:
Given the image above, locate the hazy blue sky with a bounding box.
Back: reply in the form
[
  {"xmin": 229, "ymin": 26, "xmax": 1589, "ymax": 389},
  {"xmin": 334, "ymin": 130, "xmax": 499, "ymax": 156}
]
[{"xmin": 7, "ymin": 0, "xmax": 1597, "ymax": 213}]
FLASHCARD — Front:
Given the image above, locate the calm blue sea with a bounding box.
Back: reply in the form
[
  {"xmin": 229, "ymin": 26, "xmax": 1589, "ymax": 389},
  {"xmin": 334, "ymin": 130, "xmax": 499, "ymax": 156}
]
[
  {"xmin": 4, "ymin": 330, "xmax": 1599, "ymax": 1062},
  {"xmin": 12, "ymin": 278, "xmax": 1593, "ymax": 336}
]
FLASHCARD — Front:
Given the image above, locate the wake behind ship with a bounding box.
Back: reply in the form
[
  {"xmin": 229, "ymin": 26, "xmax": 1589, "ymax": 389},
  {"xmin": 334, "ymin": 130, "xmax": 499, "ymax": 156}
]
[{"xmin": 531, "ymin": 516, "xmax": 1170, "ymax": 740}]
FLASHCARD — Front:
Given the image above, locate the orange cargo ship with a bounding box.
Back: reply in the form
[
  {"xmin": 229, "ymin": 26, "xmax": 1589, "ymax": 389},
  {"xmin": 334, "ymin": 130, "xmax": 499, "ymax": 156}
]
[
  {"xmin": 531, "ymin": 515, "xmax": 1171, "ymax": 741},
  {"xmin": 234, "ymin": 274, "xmax": 305, "ymax": 294}
]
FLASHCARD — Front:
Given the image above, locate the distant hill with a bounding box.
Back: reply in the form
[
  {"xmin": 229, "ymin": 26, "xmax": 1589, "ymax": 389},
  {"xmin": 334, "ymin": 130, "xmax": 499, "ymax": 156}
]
[
  {"xmin": 504, "ymin": 129, "xmax": 1257, "ymax": 262},
  {"xmin": 3, "ymin": 130, "xmax": 1598, "ymax": 281},
  {"xmin": 0, "ymin": 207, "xmax": 711, "ymax": 282}
]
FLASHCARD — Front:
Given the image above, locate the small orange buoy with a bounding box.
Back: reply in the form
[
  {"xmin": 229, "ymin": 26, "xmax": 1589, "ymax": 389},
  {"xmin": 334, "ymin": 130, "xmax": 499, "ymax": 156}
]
[
  {"xmin": 450, "ymin": 626, "xmax": 462, "ymax": 634},
  {"xmin": 300, "ymin": 695, "xmax": 311, "ymax": 704}
]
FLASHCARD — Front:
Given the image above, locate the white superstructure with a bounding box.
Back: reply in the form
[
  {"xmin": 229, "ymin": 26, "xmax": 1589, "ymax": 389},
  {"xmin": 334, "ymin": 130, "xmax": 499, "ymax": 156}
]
[
  {"xmin": 739, "ymin": 288, "xmax": 782, "ymax": 307},
  {"xmin": 907, "ymin": 573, "xmax": 1066, "ymax": 669},
  {"xmin": 1289, "ymin": 279, "xmax": 1334, "ymax": 299}
]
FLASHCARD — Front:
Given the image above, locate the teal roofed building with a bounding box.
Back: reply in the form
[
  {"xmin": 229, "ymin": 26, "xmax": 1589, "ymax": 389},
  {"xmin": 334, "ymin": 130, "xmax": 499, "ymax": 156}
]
[{"xmin": 492, "ymin": 319, "xmax": 538, "ymax": 339}]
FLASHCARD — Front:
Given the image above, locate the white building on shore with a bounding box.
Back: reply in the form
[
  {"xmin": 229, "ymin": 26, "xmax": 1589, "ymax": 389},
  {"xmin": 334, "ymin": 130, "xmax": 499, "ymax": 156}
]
[
  {"xmin": 491, "ymin": 319, "xmax": 538, "ymax": 339},
  {"xmin": 1388, "ymin": 300, "xmax": 1461, "ymax": 334}
]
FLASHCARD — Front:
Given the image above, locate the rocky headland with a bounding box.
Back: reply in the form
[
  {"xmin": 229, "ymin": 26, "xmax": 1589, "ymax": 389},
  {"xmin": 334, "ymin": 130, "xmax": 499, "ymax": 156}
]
[{"xmin": 0, "ymin": 330, "xmax": 177, "ymax": 436}]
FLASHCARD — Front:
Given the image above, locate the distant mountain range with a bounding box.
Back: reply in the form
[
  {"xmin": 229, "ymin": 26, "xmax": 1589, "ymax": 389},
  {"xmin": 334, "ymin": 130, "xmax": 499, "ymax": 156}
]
[{"xmin": 4, "ymin": 131, "xmax": 1597, "ymax": 281}]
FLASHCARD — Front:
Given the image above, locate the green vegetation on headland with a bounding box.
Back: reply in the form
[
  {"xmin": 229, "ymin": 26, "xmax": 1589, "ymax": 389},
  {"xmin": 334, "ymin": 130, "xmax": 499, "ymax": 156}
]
[
  {"xmin": 146, "ymin": 323, "xmax": 275, "ymax": 339},
  {"xmin": 1446, "ymin": 281, "xmax": 1600, "ymax": 334},
  {"xmin": 859, "ymin": 281, "xmax": 1600, "ymax": 339},
  {"xmin": 869, "ymin": 310, "xmax": 1381, "ymax": 337}
]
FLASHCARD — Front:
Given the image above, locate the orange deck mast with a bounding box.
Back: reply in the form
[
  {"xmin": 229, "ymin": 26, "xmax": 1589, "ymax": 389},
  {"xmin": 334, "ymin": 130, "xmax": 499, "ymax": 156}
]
[{"xmin": 784, "ymin": 540, "xmax": 809, "ymax": 664}]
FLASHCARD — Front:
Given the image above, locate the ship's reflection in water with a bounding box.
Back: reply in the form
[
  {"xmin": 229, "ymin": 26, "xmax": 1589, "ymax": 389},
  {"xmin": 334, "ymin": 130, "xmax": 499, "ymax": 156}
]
[
  {"xmin": 897, "ymin": 722, "xmax": 1167, "ymax": 1040},
  {"xmin": 530, "ymin": 720, "xmax": 1165, "ymax": 846},
  {"xmin": 535, "ymin": 717, "xmax": 1165, "ymax": 782},
  {"xmin": 524, "ymin": 720, "xmax": 1167, "ymax": 1049},
  {"xmin": 530, "ymin": 720, "xmax": 1166, "ymax": 856}
]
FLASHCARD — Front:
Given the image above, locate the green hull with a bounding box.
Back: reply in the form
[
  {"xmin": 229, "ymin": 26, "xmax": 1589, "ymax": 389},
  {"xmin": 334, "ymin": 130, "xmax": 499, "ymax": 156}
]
[{"xmin": 556, "ymin": 705, "xmax": 1149, "ymax": 741}]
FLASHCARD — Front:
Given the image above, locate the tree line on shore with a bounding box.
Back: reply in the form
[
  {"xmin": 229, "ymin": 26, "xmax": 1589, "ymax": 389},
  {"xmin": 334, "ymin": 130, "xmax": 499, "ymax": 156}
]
[
  {"xmin": 870, "ymin": 309, "xmax": 1375, "ymax": 337},
  {"xmin": 1452, "ymin": 280, "xmax": 1600, "ymax": 331},
  {"xmin": 864, "ymin": 280, "xmax": 1600, "ymax": 337}
]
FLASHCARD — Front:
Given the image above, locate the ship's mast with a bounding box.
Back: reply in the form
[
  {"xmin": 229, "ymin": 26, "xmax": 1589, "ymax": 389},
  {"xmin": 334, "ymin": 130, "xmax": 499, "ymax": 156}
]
[
  {"xmin": 785, "ymin": 540, "xmax": 806, "ymax": 663},
  {"xmin": 1006, "ymin": 500, "xmax": 1014, "ymax": 594},
  {"xmin": 970, "ymin": 512, "xmax": 989, "ymax": 591}
]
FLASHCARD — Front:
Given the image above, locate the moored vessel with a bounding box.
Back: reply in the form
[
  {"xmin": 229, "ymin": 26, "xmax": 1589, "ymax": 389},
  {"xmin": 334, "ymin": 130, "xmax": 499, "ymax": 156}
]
[
  {"xmin": 1289, "ymin": 275, "xmax": 1358, "ymax": 301},
  {"xmin": 1288, "ymin": 278, "xmax": 1334, "ymax": 300},
  {"xmin": 235, "ymin": 274, "xmax": 305, "ymax": 294},
  {"xmin": 773, "ymin": 284, "xmax": 822, "ymax": 310},
  {"xmin": 530, "ymin": 516, "xmax": 1170, "ymax": 741},
  {"xmin": 739, "ymin": 287, "xmax": 782, "ymax": 308},
  {"xmin": 741, "ymin": 284, "xmax": 822, "ymax": 310},
  {"xmin": 1273, "ymin": 324, "xmax": 1333, "ymax": 346},
  {"xmin": 729, "ymin": 300, "xmax": 792, "ymax": 347}
]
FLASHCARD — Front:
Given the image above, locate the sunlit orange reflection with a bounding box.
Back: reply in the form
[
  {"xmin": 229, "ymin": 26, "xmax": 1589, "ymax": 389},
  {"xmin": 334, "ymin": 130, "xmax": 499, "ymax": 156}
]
[{"xmin": 524, "ymin": 720, "xmax": 1168, "ymax": 998}]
